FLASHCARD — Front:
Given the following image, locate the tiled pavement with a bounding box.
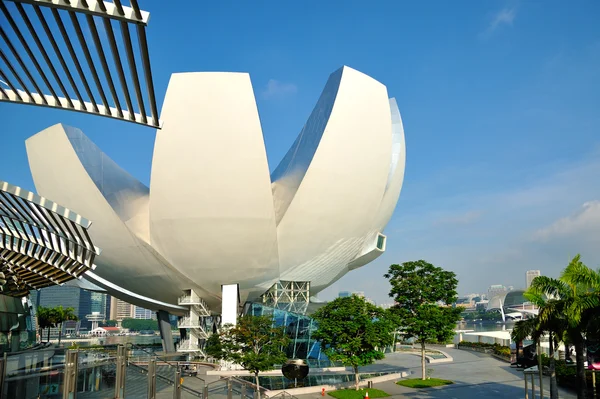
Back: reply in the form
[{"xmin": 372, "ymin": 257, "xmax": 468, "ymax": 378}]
[{"xmin": 296, "ymin": 348, "xmax": 578, "ymax": 399}]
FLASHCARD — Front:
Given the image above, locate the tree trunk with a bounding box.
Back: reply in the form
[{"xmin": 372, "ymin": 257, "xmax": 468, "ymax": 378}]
[
  {"xmin": 47, "ymin": 328, "xmax": 50, "ymax": 344},
  {"xmin": 421, "ymin": 341, "xmax": 427, "ymax": 380},
  {"xmin": 549, "ymin": 333, "xmax": 558, "ymax": 399},
  {"xmin": 255, "ymin": 372, "xmax": 260, "ymax": 399},
  {"xmin": 58, "ymin": 323, "xmax": 62, "ymax": 345},
  {"xmin": 574, "ymin": 338, "xmax": 587, "ymax": 399},
  {"xmin": 354, "ymin": 365, "xmax": 360, "ymax": 391}
]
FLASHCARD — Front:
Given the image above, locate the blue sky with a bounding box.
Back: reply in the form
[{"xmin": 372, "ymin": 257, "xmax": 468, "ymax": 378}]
[{"xmin": 1, "ymin": 1, "xmax": 599, "ymax": 304}]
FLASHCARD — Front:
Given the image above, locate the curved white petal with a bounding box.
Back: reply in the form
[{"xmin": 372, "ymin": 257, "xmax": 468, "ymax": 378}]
[
  {"xmin": 275, "ymin": 66, "xmax": 393, "ymax": 293},
  {"xmin": 149, "ymin": 73, "xmax": 280, "ymax": 304},
  {"xmin": 25, "ymin": 124, "xmax": 206, "ymax": 312}
]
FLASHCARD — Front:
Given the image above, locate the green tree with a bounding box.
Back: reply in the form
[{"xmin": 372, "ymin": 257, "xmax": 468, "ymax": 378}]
[
  {"xmin": 385, "ymin": 260, "xmax": 462, "ymax": 380},
  {"xmin": 205, "ymin": 331, "xmax": 224, "ymax": 360},
  {"xmin": 100, "ymin": 320, "xmax": 117, "ymax": 327},
  {"xmin": 121, "ymin": 318, "xmax": 159, "ymax": 331},
  {"xmin": 512, "ymin": 282, "xmax": 565, "ymax": 399},
  {"xmin": 219, "ymin": 315, "xmax": 289, "ymax": 397},
  {"xmin": 37, "ymin": 306, "xmax": 58, "ymax": 343},
  {"xmin": 55, "ymin": 306, "xmax": 78, "ymax": 344},
  {"xmin": 312, "ymin": 296, "xmax": 397, "ymax": 390}
]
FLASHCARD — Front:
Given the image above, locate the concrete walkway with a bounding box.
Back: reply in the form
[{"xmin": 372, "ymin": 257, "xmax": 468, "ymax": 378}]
[{"xmin": 296, "ymin": 348, "xmax": 577, "ymax": 399}]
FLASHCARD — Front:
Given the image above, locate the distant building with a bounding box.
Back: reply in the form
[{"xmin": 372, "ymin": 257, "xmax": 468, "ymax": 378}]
[
  {"xmin": 526, "ymin": 270, "xmax": 541, "ymax": 288},
  {"xmin": 487, "ymin": 285, "xmax": 507, "ymax": 302},
  {"xmin": 37, "ymin": 285, "xmax": 92, "ymax": 331},
  {"xmin": 338, "ymin": 291, "xmax": 352, "ymax": 298},
  {"xmin": 133, "ymin": 306, "xmax": 156, "ymax": 320},
  {"xmin": 109, "ymin": 297, "xmax": 134, "ymax": 323}
]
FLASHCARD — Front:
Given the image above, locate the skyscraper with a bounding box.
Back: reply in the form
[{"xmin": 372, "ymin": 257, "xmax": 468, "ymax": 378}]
[
  {"xmin": 526, "ymin": 270, "xmax": 541, "ymax": 288},
  {"xmin": 38, "ymin": 286, "xmax": 92, "ymax": 330}
]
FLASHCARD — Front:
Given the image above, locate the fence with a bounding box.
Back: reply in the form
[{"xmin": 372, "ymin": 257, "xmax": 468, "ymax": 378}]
[{"xmin": 0, "ymin": 344, "xmax": 269, "ymax": 399}]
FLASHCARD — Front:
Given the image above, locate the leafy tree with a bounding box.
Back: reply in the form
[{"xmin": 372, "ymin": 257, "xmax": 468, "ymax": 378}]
[
  {"xmin": 55, "ymin": 306, "xmax": 78, "ymax": 344},
  {"xmin": 205, "ymin": 331, "xmax": 224, "ymax": 360},
  {"xmin": 100, "ymin": 320, "xmax": 117, "ymax": 327},
  {"xmin": 385, "ymin": 260, "xmax": 462, "ymax": 380},
  {"xmin": 219, "ymin": 315, "xmax": 289, "ymax": 397},
  {"xmin": 121, "ymin": 318, "xmax": 159, "ymax": 331},
  {"xmin": 37, "ymin": 306, "xmax": 58, "ymax": 343},
  {"xmin": 312, "ymin": 296, "xmax": 397, "ymax": 390}
]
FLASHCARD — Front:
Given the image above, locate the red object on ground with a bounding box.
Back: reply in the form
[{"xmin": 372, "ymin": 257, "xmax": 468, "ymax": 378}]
[
  {"xmin": 321, "ymin": 388, "xmax": 325, "ymax": 396},
  {"xmin": 364, "ymin": 391, "xmax": 369, "ymax": 399}
]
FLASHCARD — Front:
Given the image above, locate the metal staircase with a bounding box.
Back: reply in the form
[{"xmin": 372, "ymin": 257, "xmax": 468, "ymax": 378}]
[{"xmin": 177, "ymin": 289, "xmax": 211, "ymax": 357}]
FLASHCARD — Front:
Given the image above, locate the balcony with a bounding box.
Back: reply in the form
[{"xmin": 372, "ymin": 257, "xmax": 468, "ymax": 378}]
[
  {"xmin": 177, "ymin": 338, "xmax": 201, "ymax": 352},
  {"xmin": 177, "ymin": 317, "xmax": 202, "ymax": 329},
  {"xmin": 177, "ymin": 295, "xmax": 202, "ymax": 305}
]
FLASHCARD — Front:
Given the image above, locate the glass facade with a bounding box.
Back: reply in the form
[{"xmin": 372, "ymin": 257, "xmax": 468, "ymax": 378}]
[
  {"xmin": 243, "ymin": 302, "xmax": 332, "ymax": 367},
  {"xmin": 0, "ymin": 294, "xmax": 36, "ymax": 353}
]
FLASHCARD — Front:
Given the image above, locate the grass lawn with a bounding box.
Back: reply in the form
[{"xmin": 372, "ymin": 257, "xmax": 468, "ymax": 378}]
[
  {"xmin": 396, "ymin": 378, "xmax": 454, "ymax": 388},
  {"xmin": 328, "ymin": 388, "xmax": 390, "ymax": 399}
]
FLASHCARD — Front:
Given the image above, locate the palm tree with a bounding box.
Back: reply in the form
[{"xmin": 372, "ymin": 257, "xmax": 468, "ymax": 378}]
[
  {"xmin": 512, "ymin": 286, "xmax": 564, "ymax": 399},
  {"xmin": 519, "ymin": 255, "xmax": 600, "ymax": 399},
  {"xmin": 37, "ymin": 306, "xmax": 58, "ymax": 343},
  {"xmin": 55, "ymin": 306, "xmax": 78, "ymax": 345}
]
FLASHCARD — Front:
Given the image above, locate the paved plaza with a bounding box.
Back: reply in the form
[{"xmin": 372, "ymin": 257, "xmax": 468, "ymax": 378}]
[{"xmin": 297, "ymin": 348, "xmax": 577, "ymax": 399}]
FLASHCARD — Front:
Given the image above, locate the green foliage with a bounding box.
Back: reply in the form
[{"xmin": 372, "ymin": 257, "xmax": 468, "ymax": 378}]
[
  {"xmin": 312, "ymin": 296, "xmax": 398, "ymax": 390},
  {"xmin": 100, "ymin": 320, "xmax": 117, "ymax": 327},
  {"xmin": 219, "ymin": 314, "xmax": 290, "ymax": 394},
  {"xmin": 37, "ymin": 305, "xmax": 77, "ymax": 343},
  {"xmin": 396, "ymin": 378, "xmax": 453, "ymax": 388},
  {"xmin": 205, "ymin": 331, "xmax": 223, "ymax": 359},
  {"xmin": 327, "ymin": 388, "xmax": 390, "ymax": 399},
  {"xmin": 385, "ymin": 260, "xmax": 462, "ymax": 380},
  {"xmin": 121, "ymin": 318, "xmax": 159, "ymax": 331},
  {"xmin": 510, "ymin": 255, "xmax": 600, "ymax": 399},
  {"xmin": 457, "ymin": 341, "xmax": 511, "ymax": 357}
]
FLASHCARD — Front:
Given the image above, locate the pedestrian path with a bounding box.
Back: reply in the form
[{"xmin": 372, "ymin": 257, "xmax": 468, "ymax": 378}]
[{"xmin": 296, "ymin": 347, "xmax": 577, "ymax": 399}]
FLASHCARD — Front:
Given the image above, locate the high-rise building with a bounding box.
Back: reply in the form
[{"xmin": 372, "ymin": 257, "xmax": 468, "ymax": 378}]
[
  {"xmin": 37, "ymin": 286, "xmax": 92, "ymax": 330},
  {"xmin": 133, "ymin": 306, "xmax": 156, "ymax": 320},
  {"xmin": 526, "ymin": 270, "xmax": 541, "ymax": 288},
  {"xmin": 90, "ymin": 292, "xmax": 107, "ymax": 317},
  {"xmin": 109, "ymin": 297, "xmax": 134, "ymax": 323}
]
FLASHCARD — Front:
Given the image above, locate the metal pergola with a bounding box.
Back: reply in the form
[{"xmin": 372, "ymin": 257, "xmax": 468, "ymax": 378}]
[
  {"xmin": 0, "ymin": 180, "xmax": 101, "ymax": 296},
  {"xmin": 0, "ymin": 0, "xmax": 160, "ymax": 127}
]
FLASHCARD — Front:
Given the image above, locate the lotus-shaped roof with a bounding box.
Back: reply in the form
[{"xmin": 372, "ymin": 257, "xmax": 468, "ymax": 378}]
[{"xmin": 25, "ymin": 66, "xmax": 405, "ymax": 312}]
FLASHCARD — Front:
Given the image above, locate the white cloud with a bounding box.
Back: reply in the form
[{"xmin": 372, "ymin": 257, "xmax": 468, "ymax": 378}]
[
  {"xmin": 262, "ymin": 79, "xmax": 297, "ymax": 99},
  {"xmin": 481, "ymin": 8, "xmax": 516, "ymax": 38},
  {"xmin": 533, "ymin": 201, "xmax": 600, "ymax": 241}
]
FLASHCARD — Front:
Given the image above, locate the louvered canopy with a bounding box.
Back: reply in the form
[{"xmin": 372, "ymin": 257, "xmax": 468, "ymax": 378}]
[{"xmin": 0, "ymin": 180, "xmax": 100, "ymax": 296}]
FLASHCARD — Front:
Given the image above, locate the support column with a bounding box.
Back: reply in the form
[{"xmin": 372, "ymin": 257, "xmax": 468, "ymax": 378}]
[
  {"xmin": 157, "ymin": 310, "xmax": 175, "ymax": 353},
  {"xmin": 221, "ymin": 284, "xmax": 239, "ymax": 326}
]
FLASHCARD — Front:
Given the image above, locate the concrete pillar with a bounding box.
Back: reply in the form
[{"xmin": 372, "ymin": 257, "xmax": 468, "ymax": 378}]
[{"xmin": 157, "ymin": 310, "xmax": 175, "ymax": 353}]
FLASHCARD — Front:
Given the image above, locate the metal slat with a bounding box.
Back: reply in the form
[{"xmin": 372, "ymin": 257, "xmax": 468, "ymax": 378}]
[
  {"xmin": 14, "ymin": 2, "xmax": 75, "ymax": 108},
  {"xmin": 33, "ymin": 4, "xmax": 87, "ymax": 110},
  {"xmin": 0, "ymin": 2, "xmax": 59, "ymax": 104},
  {"xmin": 69, "ymin": 10, "xmax": 112, "ymax": 114},
  {"xmin": 136, "ymin": 24, "xmax": 159, "ymax": 126},
  {"xmin": 129, "ymin": 0, "xmax": 142, "ymax": 20},
  {"xmin": 51, "ymin": 8, "xmax": 99, "ymax": 112},
  {"xmin": 0, "ymin": 33, "xmax": 39, "ymax": 102},
  {"xmin": 120, "ymin": 21, "xmax": 147, "ymax": 123},
  {"xmin": 85, "ymin": 13, "xmax": 123, "ymax": 117},
  {"xmin": 0, "ymin": 66, "xmax": 25, "ymax": 101},
  {"xmin": 103, "ymin": 18, "xmax": 134, "ymax": 119}
]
